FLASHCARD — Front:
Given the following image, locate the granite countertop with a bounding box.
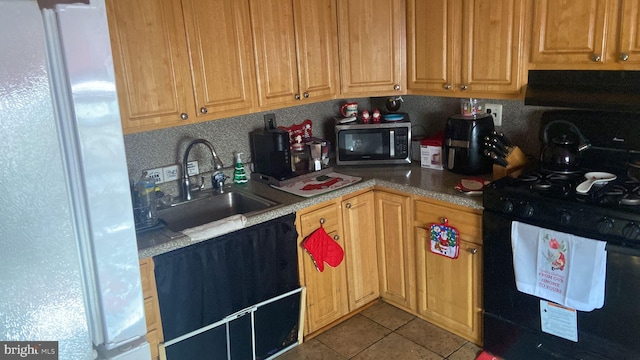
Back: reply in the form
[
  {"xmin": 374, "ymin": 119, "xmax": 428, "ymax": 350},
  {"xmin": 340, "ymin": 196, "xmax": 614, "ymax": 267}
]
[{"xmin": 136, "ymin": 162, "xmax": 488, "ymax": 259}]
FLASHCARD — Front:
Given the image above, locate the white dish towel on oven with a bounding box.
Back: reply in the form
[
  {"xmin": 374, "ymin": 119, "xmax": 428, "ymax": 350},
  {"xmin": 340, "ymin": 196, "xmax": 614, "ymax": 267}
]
[{"xmin": 511, "ymin": 221, "xmax": 607, "ymax": 312}]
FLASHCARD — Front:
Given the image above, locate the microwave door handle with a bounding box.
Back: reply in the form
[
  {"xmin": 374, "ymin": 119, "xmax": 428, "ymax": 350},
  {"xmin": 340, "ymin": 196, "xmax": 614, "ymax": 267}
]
[{"xmin": 389, "ymin": 130, "xmax": 395, "ymax": 157}]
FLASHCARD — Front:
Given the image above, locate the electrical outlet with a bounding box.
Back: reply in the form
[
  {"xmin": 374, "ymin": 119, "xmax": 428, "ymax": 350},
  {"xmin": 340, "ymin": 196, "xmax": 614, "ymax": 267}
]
[
  {"xmin": 144, "ymin": 167, "xmax": 164, "ymax": 184},
  {"xmin": 163, "ymin": 164, "xmax": 179, "ymax": 182},
  {"xmin": 187, "ymin": 161, "xmax": 199, "ymax": 176},
  {"xmin": 485, "ymin": 103, "xmax": 503, "ymax": 126}
]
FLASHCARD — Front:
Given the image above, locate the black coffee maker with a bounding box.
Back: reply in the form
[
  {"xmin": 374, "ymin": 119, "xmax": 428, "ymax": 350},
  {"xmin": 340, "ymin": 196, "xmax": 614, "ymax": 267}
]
[
  {"xmin": 444, "ymin": 113, "xmax": 494, "ymax": 174},
  {"xmin": 250, "ymin": 128, "xmax": 294, "ymax": 182}
]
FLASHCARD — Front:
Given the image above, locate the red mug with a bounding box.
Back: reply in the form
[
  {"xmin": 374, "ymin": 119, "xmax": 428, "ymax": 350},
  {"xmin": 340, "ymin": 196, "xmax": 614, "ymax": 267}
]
[{"xmin": 340, "ymin": 102, "xmax": 358, "ymax": 117}]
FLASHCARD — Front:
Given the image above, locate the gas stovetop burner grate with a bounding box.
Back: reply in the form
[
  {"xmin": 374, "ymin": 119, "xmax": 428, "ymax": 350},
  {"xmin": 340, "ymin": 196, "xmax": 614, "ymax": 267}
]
[{"xmin": 514, "ymin": 170, "xmax": 584, "ymax": 198}]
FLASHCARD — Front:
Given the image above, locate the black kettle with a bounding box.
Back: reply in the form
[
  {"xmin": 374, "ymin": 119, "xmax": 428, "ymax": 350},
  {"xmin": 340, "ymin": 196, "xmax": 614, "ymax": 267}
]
[{"xmin": 541, "ymin": 120, "xmax": 591, "ymax": 172}]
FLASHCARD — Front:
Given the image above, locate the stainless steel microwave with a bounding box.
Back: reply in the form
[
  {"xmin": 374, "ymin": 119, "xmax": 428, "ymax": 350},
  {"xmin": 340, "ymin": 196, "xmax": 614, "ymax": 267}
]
[{"xmin": 335, "ymin": 120, "xmax": 411, "ymax": 165}]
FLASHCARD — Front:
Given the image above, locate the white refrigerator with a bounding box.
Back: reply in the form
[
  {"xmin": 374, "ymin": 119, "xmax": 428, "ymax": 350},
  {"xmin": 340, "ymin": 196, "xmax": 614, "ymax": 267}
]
[{"xmin": 0, "ymin": 1, "xmax": 150, "ymax": 359}]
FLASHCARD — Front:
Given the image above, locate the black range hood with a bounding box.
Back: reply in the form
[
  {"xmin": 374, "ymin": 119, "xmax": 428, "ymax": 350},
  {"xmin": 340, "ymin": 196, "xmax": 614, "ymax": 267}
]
[{"xmin": 525, "ymin": 70, "xmax": 640, "ymax": 112}]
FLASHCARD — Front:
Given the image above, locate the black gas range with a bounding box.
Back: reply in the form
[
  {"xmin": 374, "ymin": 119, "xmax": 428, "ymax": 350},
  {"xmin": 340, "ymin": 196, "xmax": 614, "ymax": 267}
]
[
  {"xmin": 482, "ymin": 110, "xmax": 640, "ymax": 360},
  {"xmin": 484, "ymin": 168, "xmax": 640, "ymax": 249}
]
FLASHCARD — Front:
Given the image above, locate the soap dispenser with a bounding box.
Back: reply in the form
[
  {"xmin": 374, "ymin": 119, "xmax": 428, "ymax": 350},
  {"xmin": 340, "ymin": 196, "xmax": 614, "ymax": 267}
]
[{"xmin": 233, "ymin": 152, "xmax": 248, "ymax": 184}]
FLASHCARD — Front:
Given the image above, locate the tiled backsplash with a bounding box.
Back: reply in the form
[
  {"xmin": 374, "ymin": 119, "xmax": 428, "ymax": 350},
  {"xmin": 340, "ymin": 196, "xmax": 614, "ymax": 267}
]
[{"xmin": 123, "ymin": 95, "xmax": 546, "ymax": 196}]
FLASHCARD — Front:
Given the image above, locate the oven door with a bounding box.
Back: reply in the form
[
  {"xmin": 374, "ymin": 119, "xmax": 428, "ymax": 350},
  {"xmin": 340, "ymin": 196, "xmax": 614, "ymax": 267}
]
[{"xmin": 483, "ymin": 210, "xmax": 640, "ymax": 360}]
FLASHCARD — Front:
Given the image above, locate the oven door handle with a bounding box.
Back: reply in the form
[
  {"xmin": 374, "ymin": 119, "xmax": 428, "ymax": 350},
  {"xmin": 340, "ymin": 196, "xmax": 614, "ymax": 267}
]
[{"xmin": 606, "ymin": 243, "xmax": 640, "ymax": 257}]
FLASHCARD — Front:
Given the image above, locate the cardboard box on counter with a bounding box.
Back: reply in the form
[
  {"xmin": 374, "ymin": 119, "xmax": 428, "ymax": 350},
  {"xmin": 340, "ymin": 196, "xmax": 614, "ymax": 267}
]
[{"xmin": 421, "ymin": 134, "xmax": 444, "ymax": 170}]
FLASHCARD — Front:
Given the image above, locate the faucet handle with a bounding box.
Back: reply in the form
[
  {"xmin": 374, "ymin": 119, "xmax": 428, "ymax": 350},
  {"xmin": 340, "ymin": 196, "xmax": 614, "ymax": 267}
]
[{"xmin": 212, "ymin": 171, "xmax": 228, "ymax": 193}]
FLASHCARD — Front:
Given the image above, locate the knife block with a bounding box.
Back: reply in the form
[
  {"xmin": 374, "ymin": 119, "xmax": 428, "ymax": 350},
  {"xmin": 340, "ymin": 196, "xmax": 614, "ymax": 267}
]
[{"xmin": 493, "ymin": 146, "xmax": 528, "ymax": 180}]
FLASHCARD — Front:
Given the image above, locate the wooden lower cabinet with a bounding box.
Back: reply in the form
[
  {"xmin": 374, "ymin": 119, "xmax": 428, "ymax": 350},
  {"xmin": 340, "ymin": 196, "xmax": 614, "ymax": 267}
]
[
  {"xmin": 296, "ymin": 190, "xmax": 379, "ymax": 336},
  {"xmin": 414, "ymin": 198, "xmax": 483, "ymax": 345},
  {"xmin": 139, "ymin": 258, "xmax": 164, "ymax": 360},
  {"xmin": 297, "ymin": 201, "xmax": 349, "ymax": 335},
  {"xmin": 375, "ymin": 190, "xmax": 415, "ymax": 312},
  {"xmin": 342, "ymin": 191, "xmax": 380, "ymax": 311}
]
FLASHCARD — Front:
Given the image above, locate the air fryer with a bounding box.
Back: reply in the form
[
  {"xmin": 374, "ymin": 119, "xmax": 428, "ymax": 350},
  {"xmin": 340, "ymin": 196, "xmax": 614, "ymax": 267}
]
[{"xmin": 444, "ymin": 113, "xmax": 494, "ymax": 175}]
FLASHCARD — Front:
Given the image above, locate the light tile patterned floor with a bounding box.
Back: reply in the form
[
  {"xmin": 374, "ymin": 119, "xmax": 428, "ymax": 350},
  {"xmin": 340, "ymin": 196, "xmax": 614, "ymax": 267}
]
[{"xmin": 276, "ymin": 300, "xmax": 482, "ymax": 360}]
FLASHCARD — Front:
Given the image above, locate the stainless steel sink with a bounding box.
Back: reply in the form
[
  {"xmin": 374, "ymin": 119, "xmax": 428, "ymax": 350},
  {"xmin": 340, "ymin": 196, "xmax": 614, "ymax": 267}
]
[{"xmin": 158, "ymin": 189, "xmax": 280, "ymax": 232}]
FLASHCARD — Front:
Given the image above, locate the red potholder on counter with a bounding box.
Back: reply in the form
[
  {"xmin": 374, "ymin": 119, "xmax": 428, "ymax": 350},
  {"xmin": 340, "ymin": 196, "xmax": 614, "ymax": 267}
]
[
  {"xmin": 429, "ymin": 218, "xmax": 460, "ymax": 259},
  {"xmin": 301, "ymin": 225, "xmax": 344, "ymax": 272}
]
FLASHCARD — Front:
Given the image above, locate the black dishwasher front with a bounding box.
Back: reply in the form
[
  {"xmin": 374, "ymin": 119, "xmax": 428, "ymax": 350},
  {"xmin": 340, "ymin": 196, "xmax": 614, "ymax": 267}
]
[{"xmin": 153, "ymin": 213, "xmax": 299, "ymax": 359}]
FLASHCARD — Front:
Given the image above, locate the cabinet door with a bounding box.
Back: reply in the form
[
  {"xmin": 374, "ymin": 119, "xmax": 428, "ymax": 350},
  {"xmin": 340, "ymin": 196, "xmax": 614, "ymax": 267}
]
[
  {"xmin": 106, "ymin": 0, "xmax": 195, "ymax": 133},
  {"xmin": 460, "ymin": 0, "xmax": 524, "ymax": 94},
  {"xmin": 408, "ymin": 0, "xmax": 524, "ymax": 96},
  {"xmin": 292, "ymin": 0, "xmax": 340, "ymax": 102},
  {"xmin": 297, "ymin": 202, "xmax": 348, "ymax": 334},
  {"xmin": 249, "ymin": 0, "xmax": 300, "ymax": 107},
  {"xmin": 407, "ymin": 0, "xmax": 456, "ymax": 94},
  {"xmin": 619, "ymin": 0, "xmax": 640, "ymax": 65},
  {"xmin": 342, "ymin": 192, "xmax": 379, "ymax": 311},
  {"xmin": 415, "ymin": 228, "xmax": 482, "ymax": 345},
  {"xmin": 337, "ymin": 0, "xmax": 406, "ymax": 95},
  {"xmin": 139, "ymin": 258, "xmax": 164, "ymax": 360},
  {"xmin": 530, "ymin": 0, "xmax": 613, "ymax": 65},
  {"xmin": 375, "ymin": 191, "xmax": 414, "ymax": 311},
  {"xmin": 414, "ymin": 198, "xmax": 482, "ymax": 344},
  {"xmin": 182, "ymin": 0, "xmax": 257, "ymax": 118}
]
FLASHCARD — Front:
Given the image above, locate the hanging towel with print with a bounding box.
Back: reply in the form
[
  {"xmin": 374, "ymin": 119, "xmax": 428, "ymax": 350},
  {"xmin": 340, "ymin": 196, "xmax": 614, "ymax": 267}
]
[
  {"xmin": 301, "ymin": 225, "xmax": 344, "ymax": 272},
  {"xmin": 511, "ymin": 221, "xmax": 607, "ymax": 312},
  {"xmin": 429, "ymin": 218, "xmax": 460, "ymax": 259}
]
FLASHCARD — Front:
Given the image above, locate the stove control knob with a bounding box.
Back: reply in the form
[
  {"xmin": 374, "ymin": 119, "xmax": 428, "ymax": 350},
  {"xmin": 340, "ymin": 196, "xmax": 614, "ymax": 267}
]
[
  {"xmin": 622, "ymin": 223, "xmax": 640, "ymax": 239},
  {"xmin": 597, "ymin": 218, "xmax": 614, "ymax": 234},
  {"xmin": 559, "ymin": 211, "xmax": 572, "ymax": 226},
  {"xmin": 502, "ymin": 199, "xmax": 514, "ymax": 214},
  {"xmin": 520, "ymin": 203, "xmax": 534, "ymax": 218}
]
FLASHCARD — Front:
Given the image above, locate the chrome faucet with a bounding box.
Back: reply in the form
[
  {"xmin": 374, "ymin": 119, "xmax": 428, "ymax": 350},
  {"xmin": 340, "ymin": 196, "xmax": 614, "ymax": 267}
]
[{"xmin": 181, "ymin": 139, "xmax": 224, "ymax": 201}]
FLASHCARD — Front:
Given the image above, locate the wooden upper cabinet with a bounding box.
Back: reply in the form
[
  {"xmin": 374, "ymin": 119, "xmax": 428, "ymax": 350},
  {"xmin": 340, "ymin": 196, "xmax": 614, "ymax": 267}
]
[
  {"xmin": 106, "ymin": 0, "xmax": 196, "ymax": 132},
  {"xmin": 408, "ymin": 0, "xmax": 525, "ymax": 97},
  {"xmin": 107, "ymin": 0, "xmax": 258, "ymax": 134},
  {"xmin": 530, "ymin": 0, "xmax": 640, "ymax": 69},
  {"xmin": 338, "ymin": 0, "xmax": 406, "ymax": 96},
  {"xmin": 249, "ymin": 0, "xmax": 339, "ymax": 108},
  {"xmin": 293, "ymin": 0, "xmax": 340, "ymax": 102},
  {"xmin": 460, "ymin": 0, "xmax": 525, "ymax": 94},
  {"xmin": 530, "ymin": 0, "xmax": 611, "ymax": 66},
  {"xmin": 407, "ymin": 0, "xmax": 456, "ymax": 94},
  {"xmin": 182, "ymin": 0, "xmax": 257, "ymax": 117},
  {"xmin": 618, "ymin": 0, "xmax": 640, "ymax": 65}
]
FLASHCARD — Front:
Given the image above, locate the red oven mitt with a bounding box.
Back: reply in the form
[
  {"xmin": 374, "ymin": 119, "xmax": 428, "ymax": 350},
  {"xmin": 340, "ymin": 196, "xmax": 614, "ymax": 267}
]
[{"xmin": 301, "ymin": 225, "xmax": 344, "ymax": 272}]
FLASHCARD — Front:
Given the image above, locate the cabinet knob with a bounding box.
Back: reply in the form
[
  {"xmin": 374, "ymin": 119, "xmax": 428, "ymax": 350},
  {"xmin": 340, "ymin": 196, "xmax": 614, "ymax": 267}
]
[
  {"xmin": 620, "ymin": 53, "xmax": 630, "ymax": 61},
  {"xmin": 393, "ymin": 84, "xmax": 401, "ymax": 91},
  {"xmin": 345, "ymin": 203, "xmax": 352, "ymax": 209},
  {"xmin": 443, "ymin": 84, "xmax": 452, "ymax": 90},
  {"xmin": 180, "ymin": 113, "xmax": 189, "ymax": 120},
  {"xmin": 592, "ymin": 54, "xmax": 601, "ymax": 62},
  {"xmin": 470, "ymin": 248, "xmax": 478, "ymax": 255},
  {"xmin": 303, "ymin": 92, "xmax": 309, "ymax": 98},
  {"xmin": 319, "ymin": 218, "xmax": 325, "ymax": 224},
  {"xmin": 295, "ymin": 94, "xmax": 301, "ymax": 100},
  {"xmin": 333, "ymin": 235, "xmax": 340, "ymax": 241},
  {"xmin": 200, "ymin": 107, "xmax": 208, "ymax": 114},
  {"xmin": 460, "ymin": 84, "xmax": 468, "ymax": 91}
]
